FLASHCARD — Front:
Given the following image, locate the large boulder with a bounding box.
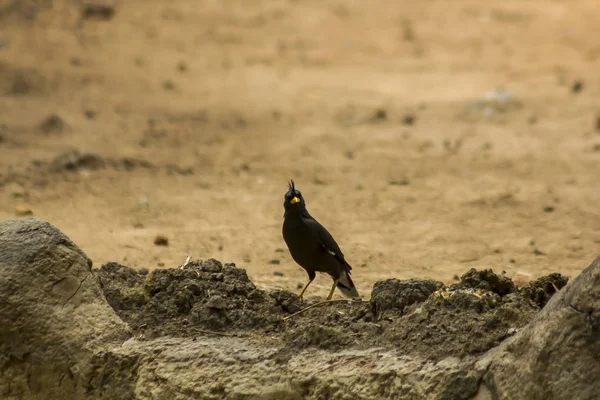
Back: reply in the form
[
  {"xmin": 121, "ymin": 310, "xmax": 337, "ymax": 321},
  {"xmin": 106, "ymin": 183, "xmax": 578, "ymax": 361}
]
[
  {"xmin": 476, "ymin": 256, "xmax": 600, "ymax": 400},
  {"xmin": 0, "ymin": 218, "xmax": 131, "ymax": 400}
]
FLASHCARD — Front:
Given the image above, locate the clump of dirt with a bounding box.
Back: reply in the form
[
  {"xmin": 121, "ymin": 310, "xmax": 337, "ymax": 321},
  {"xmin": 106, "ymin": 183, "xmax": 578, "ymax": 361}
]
[
  {"xmin": 384, "ymin": 290, "xmax": 538, "ymax": 359},
  {"xmin": 520, "ymin": 273, "xmax": 569, "ymax": 308},
  {"xmin": 95, "ymin": 262, "xmax": 563, "ymax": 361},
  {"xmin": 95, "ymin": 259, "xmax": 289, "ymax": 338},
  {"xmin": 370, "ymin": 278, "xmax": 443, "ymax": 319},
  {"xmin": 451, "ymin": 268, "xmax": 516, "ymax": 295}
]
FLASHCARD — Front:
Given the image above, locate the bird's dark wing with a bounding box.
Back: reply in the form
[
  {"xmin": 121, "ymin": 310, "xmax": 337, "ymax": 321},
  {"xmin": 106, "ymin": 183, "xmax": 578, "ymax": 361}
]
[{"xmin": 305, "ymin": 218, "xmax": 352, "ymax": 271}]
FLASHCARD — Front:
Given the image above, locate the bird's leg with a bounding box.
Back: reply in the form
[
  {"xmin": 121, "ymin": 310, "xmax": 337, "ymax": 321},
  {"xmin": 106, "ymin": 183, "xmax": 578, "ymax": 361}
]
[
  {"xmin": 298, "ymin": 278, "xmax": 314, "ymax": 302},
  {"xmin": 326, "ymin": 279, "xmax": 339, "ymax": 300}
]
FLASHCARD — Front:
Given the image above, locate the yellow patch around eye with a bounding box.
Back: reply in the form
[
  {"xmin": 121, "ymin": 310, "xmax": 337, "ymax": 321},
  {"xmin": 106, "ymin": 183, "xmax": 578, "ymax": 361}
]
[{"xmin": 290, "ymin": 196, "xmax": 300, "ymax": 204}]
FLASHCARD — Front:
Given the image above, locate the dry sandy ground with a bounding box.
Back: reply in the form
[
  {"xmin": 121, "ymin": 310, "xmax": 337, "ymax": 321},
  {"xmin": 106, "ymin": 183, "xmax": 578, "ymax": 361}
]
[{"xmin": 0, "ymin": 0, "xmax": 599, "ymax": 298}]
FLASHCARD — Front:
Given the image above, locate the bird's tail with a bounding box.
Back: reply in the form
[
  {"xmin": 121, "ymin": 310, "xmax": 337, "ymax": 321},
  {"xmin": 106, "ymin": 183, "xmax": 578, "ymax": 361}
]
[{"xmin": 337, "ymin": 270, "xmax": 360, "ymax": 298}]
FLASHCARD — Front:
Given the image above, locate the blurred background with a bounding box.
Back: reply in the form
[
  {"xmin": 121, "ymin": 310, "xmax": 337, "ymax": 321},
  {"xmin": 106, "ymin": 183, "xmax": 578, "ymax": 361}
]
[{"xmin": 0, "ymin": 0, "xmax": 599, "ymax": 297}]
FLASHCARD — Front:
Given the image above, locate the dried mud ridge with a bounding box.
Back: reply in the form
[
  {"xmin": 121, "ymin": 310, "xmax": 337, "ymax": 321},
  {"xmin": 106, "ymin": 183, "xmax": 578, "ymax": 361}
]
[{"xmin": 95, "ymin": 259, "xmax": 567, "ymax": 360}]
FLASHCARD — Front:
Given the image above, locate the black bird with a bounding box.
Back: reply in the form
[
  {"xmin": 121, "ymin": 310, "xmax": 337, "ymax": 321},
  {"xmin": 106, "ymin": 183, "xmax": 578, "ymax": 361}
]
[{"xmin": 282, "ymin": 180, "xmax": 359, "ymax": 301}]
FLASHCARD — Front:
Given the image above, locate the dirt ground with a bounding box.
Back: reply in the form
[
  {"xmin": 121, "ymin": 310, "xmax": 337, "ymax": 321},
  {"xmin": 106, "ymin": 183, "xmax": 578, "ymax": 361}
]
[{"xmin": 1, "ymin": 0, "xmax": 599, "ymax": 298}]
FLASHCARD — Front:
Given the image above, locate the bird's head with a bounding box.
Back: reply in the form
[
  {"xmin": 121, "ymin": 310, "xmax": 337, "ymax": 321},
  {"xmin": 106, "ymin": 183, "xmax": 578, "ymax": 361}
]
[{"xmin": 284, "ymin": 180, "xmax": 305, "ymax": 210}]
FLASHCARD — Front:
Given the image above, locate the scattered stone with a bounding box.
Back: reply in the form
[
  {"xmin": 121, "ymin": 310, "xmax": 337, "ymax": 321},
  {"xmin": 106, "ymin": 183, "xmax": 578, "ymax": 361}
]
[
  {"xmin": 50, "ymin": 150, "xmax": 106, "ymax": 172},
  {"xmin": 162, "ymin": 80, "xmax": 175, "ymax": 91},
  {"xmin": 39, "ymin": 114, "xmax": 67, "ymax": 134},
  {"xmin": 273, "ymin": 271, "xmax": 284, "ymax": 276},
  {"xmin": 571, "ymin": 80, "xmax": 584, "ymax": 93},
  {"xmin": 14, "ymin": 205, "xmax": 33, "ymax": 216},
  {"xmin": 153, "ymin": 235, "xmax": 169, "ymax": 246},
  {"xmin": 402, "ymin": 114, "xmax": 415, "ymax": 125},
  {"xmin": 371, "ymin": 108, "xmax": 387, "ymax": 121},
  {"xmin": 543, "ymin": 206, "xmax": 555, "ymax": 213},
  {"xmin": 111, "ymin": 157, "xmax": 152, "ymax": 171},
  {"xmin": 532, "ymin": 248, "xmax": 546, "ymax": 256},
  {"xmin": 269, "ymin": 259, "xmax": 281, "ymax": 265},
  {"xmin": 465, "ymin": 89, "xmax": 520, "ymax": 117},
  {"xmin": 84, "ymin": 110, "xmax": 96, "ymax": 120},
  {"xmin": 138, "ymin": 267, "xmax": 149, "ymax": 276},
  {"xmin": 177, "ymin": 62, "xmax": 187, "ymax": 72},
  {"xmin": 82, "ymin": 0, "xmax": 116, "ymax": 20}
]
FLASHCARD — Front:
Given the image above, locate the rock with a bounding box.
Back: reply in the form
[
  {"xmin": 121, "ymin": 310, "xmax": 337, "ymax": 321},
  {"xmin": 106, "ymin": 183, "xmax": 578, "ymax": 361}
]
[
  {"xmin": 0, "ymin": 218, "xmax": 131, "ymax": 399},
  {"xmin": 50, "ymin": 150, "xmax": 106, "ymax": 172},
  {"xmin": 371, "ymin": 108, "xmax": 387, "ymax": 121},
  {"xmin": 153, "ymin": 234, "xmax": 168, "ymax": 246},
  {"xmin": 402, "ymin": 114, "xmax": 415, "ymax": 125},
  {"xmin": 14, "ymin": 205, "xmax": 33, "ymax": 216},
  {"xmin": 39, "ymin": 114, "xmax": 67, "ymax": 134},
  {"xmin": 571, "ymin": 80, "xmax": 584, "ymax": 93},
  {"xmin": 479, "ymin": 257, "xmax": 600, "ymax": 400},
  {"xmin": 82, "ymin": 0, "xmax": 116, "ymax": 20}
]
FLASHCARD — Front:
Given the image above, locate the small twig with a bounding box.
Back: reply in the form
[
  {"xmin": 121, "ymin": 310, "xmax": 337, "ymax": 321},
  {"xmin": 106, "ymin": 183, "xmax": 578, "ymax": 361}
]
[{"xmin": 282, "ymin": 299, "xmax": 363, "ymax": 321}]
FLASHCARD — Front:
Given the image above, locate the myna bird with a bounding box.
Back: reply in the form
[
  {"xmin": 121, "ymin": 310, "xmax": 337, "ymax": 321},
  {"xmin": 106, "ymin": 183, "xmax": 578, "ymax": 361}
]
[{"xmin": 282, "ymin": 180, "xmax": 360, "ymax": 301}]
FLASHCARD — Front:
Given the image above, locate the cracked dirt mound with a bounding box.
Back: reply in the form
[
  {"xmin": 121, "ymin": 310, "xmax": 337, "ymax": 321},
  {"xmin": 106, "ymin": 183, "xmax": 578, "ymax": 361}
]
[{"xmin": 95, "ymin": 259, "xmax": 567, "ymax": 360}]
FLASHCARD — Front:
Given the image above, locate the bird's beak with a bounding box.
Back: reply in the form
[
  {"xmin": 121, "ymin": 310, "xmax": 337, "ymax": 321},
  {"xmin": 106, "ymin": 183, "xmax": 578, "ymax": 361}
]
[{"xmin": 290, "ymin": 196, "xmax": 300, "ymax": 204}]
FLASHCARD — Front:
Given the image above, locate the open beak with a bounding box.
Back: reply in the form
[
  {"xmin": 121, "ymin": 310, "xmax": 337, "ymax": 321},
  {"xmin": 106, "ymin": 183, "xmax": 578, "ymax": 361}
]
[{"xmin": 290, "ymin": 196, "xmax": 301, "ymax": 204}]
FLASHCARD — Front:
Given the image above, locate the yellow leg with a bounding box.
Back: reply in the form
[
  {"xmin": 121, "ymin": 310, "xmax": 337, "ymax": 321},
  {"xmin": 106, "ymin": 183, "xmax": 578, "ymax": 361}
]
[
  {"xmin": 298, "ymin": 278, "xmax": 314, "ymax": 302},
  {"xmin": 326, "ymin": 279, "xmax": 339, "ymax": 300}
]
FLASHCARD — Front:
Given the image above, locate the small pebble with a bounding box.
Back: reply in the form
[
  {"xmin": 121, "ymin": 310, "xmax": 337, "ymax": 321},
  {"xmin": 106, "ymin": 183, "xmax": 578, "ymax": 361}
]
[
  {"xmin": 543, "ymin": 206, "xmax": 555, "ymax": 213},
  {"xmin": 138, "ymin": 267, "xmax": 149, "ymax": 275},
  {"xmin": 15, "ymin": 205, "xmax": 33, "ymax": 216},
  {"xmin": 571, "ymin": 80, "xmax": 584, "ymax": 93},
  {"xmin": 154, "ymin": 235, "xmax": 169, "ymax": 246},
  {"xmin": 402, "ymin": 114, "xmax": 415, "ymax": 125},
  {"xmin": 372, "ymin": 108, "xmax": 387, "ymax": 121},
  {"xmin": 274, "ymin": 271, "xmax": 284, "ymax": 277},
  {"xmin": 269, "ymin": 259, "xmax": 281, "ymax": 265}
]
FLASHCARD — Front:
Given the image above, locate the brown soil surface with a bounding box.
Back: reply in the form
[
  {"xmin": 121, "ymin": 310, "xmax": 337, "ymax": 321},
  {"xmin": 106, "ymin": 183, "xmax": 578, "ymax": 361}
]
[
  {"xmin": 94, "ymin": 259, "xmax": 567, "ymax": 361},
  {"xmin": 1, "ymin": 0, "xmax": 599, "ymax": 298}
]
